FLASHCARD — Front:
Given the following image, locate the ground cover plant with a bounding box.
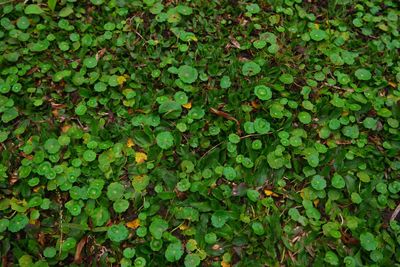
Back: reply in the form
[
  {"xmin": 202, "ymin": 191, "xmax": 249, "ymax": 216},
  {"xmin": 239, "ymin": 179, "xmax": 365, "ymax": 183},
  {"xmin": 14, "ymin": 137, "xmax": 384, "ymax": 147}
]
[{"xmin": 0, "ymin": 0, "xmax": 400, "ymax": 266}]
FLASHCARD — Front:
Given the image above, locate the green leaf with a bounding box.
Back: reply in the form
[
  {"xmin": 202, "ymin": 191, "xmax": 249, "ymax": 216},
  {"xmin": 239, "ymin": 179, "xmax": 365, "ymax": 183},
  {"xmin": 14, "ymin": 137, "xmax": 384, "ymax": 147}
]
[
  {"xmin": 254, "ymin": 85, "xmax": 272, "ymax": 101},
  {"xmin": 310, "ymin": 29, "xmax": 327, "ymax": 41},
  {"xmin": 324, "ymin": 251, "xmax": 339, "ymax": 266},
  {"xmin": 44, "ymin": 138, "xmax": 61, "ymax": 154},
  {"xmin": 165, "ymin": 241, "xmax": 184, "ymax": 262},
  {"xmin": 107, "ymin": 182, "xmax": 125, "ymax": 201},
  {"xmin": 91, "ymin": 206, "xmax": 110, "ymax": 226},
  {"xmin": 363, "ymin": 117, "xmax": 377, "ymax": 129},
  {"xmin": 253, "ymin": 40, "xmax": 267, "ymax": 49},
  {"xmin": 211, "ymin": 211, "xmax": 229, "ymax": 228},
  {"xmin": 107, "ymin": 224, "xmax": 129, "ymax": 242},
  {"xmin": 17, "ymin": 16, "xmax": 30, "ymax": 30},
  {"xmin": 251, "ymin": 221, "xmax": 265, "ymax": 235},
  {"xmin": 132, "ymin": 175, "xmax": 150, "ymax": 192},
  {"xmin": 279, "ymin": 73, "xmax": 294, "ymax": 84},
  {"xmin": 223, "ymin": 166, "xmax": 237, "ymax": 180},
  {"xmin": 184, "ymin": 254, "xmax": 201, "ymax": 267},
  {"xmin": 43, "ymin": 247, "xmax": 56, "ymax": 258},
  {"xmin": 342, "ymin": 125, "xmax": 359, "ymax": 139},
  {"xmin": 75, "ymin": 103, "xmax": 87, "ymax": 116},
  {"xmin": 156, "ymin": 131, "xmax": 174, "ymax": 149},
  {"xmin": 83, "ymin": 150, "xmax": 97, "ymax": 162},
  {"xmin": 113, "ymin": 199, "xmax": 129, "ymax": 213},
  {"xmin": 178, "ymin": 65, "xmax": 198, "ymax": 84},
  {"xmin": 298, "ymin": 111, "xmax": 312, "ymax": 124},
  {"xmin": 8, "ymin": 214, "xmax": 29, "ymax": 232},
  {"xmin": 360, "ymin": 232, "xmax": 378, "ymax": 251},
  {"xmin": 331, "ymin": 173, "xmax": 345, "ymax": 189},
  {"xmin": 355, "ymin": 68, "xmax": 372, "ymax": 81},
  {"xmin": 134, "ymin": 257, "xmax": 147, "ymax": 267},
  {"xmin": 220, "ymin": 76, "xmax": 231, "ymax": 89},
  {"xmin": 25, "ymin": 4, "xmax": 44, "ymax": 15},
  {"xmin": 311, "ymin": 175, "xmax": 327, "ymax": 190},
  {"xmin": 0, "ymin": 218, "xmax": 9, "ymax": 232},
  {"xmin": 357, "ymin": 171, "xmax": 370, "ymax": 183},
  {"xmin": 149, "ymin": 218, "xmax": 168, "ymax": 239},
  {"xmin": 83, "ymin": 57, "xmax": 97, "ymax": 68},
  {"xmin": 247, "ymin": 189, "xmax": 260, "ymax": 202},
  {"xmin": 48, "ymin": 0, "xmax": 57, "ymax": 11},
  {"xmin": 176, "ymin": 5, "xmax": 193, "ymax": 16},
  {"xmin": 158, "ymin": 101, "xmax": 182, "ymax": 119},
  {"xmin": 205, "ymin": 232, "xmax": 217, "ymax": 244},
  {"xmin": 2, "ymin": 107, "xmax": 18, "ymax": 123},
  {"xmin": 59, "ymin": 6, "xmax": 74, "ymax": 17},
  {"xmin": 267, "ymin": 152, "xmax": 285, "ymax": 169},
  {"xmin": 254, "ymin": 118, "xmax": 270, "ymax": 134},
  {"xmin": 242, "ymin": 61, "xmax": 261, "ymax": 76}
]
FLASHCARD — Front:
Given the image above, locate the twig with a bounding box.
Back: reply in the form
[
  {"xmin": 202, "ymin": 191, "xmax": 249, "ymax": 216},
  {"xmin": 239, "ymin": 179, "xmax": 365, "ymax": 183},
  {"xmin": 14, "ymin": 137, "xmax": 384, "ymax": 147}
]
[
  {"xmin": 133, "ymin": 29, "xmax": 145, "ymax": 41},
  {"xmin": 390, "ymin": 202, "xmax": 400, "ymax": 221},
  {"xmin": 56, "ymin": 190, "xmax": 64, "ymax": 256},
  {"xmin": 199, "ymin": 141, "xmax": 224, "ymax": 161},
  {"xmin": 0, "ymin": 0, "xmax": 17, "ymax": 5}
]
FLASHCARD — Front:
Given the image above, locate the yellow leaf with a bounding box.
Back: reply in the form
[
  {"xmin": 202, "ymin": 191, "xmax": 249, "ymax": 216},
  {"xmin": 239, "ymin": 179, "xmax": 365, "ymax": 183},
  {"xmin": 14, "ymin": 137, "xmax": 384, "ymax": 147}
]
[
  {"xmin": 315, "ymin": 23, "xmax": 320, "ymax": 29},
  {"xmin": 313, "ymin": 199, "xmax": 319, "ymax": 207},
  {"xmin": 126, "ymin": 219, "xmax": 140, "ymax": 229},
  {"xmin": 264, "ymin": 189, "xmax": 279, "ymax": 197},
  {"xmin": 117, "ymin": 75, "xmax": 127, "ymax": 85},
  {"xmin": 221, "ymin": 261, "xmax": 231, "ymax": 267},
  {"xmin": 179, "ymin": 224, "xmax": 189, "ymax": 231},
  {"xmin": 182, "ymin": 102, "xmax": 192, "ymax": 109},
  {"xmin": 135, "ymin": 152, "xmax": 147, "ymax": 164},
  {"xmin": 127, "ymin": 138, "xmax": 135, "ymax": 148},
  {"xmin": 33, "ymin": 185, "xmax": 45, "ymax": 193},
  {"xmin": 389, "ymin": 81, "xmax": 397, "ymax": 88}
]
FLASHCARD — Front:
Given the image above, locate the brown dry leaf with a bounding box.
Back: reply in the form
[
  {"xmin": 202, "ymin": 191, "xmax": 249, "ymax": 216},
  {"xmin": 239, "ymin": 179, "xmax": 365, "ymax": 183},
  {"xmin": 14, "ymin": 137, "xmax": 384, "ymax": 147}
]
[
  {"xmin": 37, "ymin": 232, "xmax": 46, "ymax": 246},
  {"xmin": 229, "ymin": 36, "xmax": 241, "ymax": 49},
  {"xmin": 74, "ymin": 236, "xmax": 88, "ymax": 263},
  {"xmin": 61, "ymin": 124, "xmax": 72, "ymax": 133},
  {"xmin": 95, "ymin": 48, "xmax": 106, "ymax": 61},
  {"xmin": 251, "ymin": 101, "xmax": 260, "ymax": 109},
  {"xmin": 52, "ymin": 109, "xmax": 59, "ymax": 117}
]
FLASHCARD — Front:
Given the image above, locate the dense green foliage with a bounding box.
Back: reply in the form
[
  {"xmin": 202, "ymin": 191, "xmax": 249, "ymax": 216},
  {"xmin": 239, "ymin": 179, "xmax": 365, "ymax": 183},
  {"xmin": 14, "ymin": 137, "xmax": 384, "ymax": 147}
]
[{"xmin": 1, "ymin": 0, "xmax": 400, "ymax": 266}]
